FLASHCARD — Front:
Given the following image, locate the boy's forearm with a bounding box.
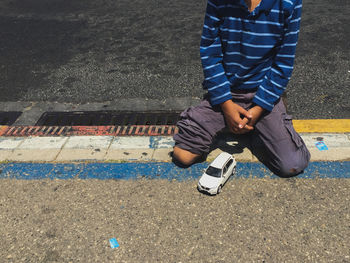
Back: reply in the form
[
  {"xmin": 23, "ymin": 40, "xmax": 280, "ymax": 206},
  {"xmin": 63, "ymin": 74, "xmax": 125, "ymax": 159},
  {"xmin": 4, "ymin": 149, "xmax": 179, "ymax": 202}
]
[
  {"xmin": 221, "ymin": 100, "xmax": 264, "ymax": 113},
  {"xmin": 250, "ymin": 105, "xmax": 265, "ymax": 115},
  {"xmin": 220, "ymin": 99, "xmax": 234, "ymax": 113}
]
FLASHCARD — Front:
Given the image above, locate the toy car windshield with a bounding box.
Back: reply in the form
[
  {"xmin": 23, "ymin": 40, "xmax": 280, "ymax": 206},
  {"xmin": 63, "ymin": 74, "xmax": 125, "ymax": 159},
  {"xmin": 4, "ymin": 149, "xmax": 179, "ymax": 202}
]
[{"xmin": 205, "ymin": 166, "xmax": 222, "ymax": 178}]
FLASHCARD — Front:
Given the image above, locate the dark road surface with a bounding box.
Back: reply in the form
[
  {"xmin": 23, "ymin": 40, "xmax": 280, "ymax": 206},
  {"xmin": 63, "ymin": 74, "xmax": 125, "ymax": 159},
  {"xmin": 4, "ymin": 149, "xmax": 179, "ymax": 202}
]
[{"xmin": 0, "ymin": 0, "xmax": 349, "ymax": 118}]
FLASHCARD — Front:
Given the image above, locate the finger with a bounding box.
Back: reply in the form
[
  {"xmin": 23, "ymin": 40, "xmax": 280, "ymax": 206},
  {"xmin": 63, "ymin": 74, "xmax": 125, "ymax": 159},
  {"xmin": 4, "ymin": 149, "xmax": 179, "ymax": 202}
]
[
  {"xmin": 237, "ymin": 106, "xmax": 252, "ymax": 119},
  {"xmin": 243, "ymin": 124, "xmax": 254, "ymax": 131},
  {"xmin": 232, "ymin": 124, "xmax": 251, "ymax": 134},
  {"xmin": 232, "ymin": 115, "xmax": 244, "ymax": 129},
  {"xmin": 236, "ymin": 122, "xmax": 254, "ymax": 134},
  {"xmin": 238, "ymin": 117, "xmax": 249, "ymax": 129}
]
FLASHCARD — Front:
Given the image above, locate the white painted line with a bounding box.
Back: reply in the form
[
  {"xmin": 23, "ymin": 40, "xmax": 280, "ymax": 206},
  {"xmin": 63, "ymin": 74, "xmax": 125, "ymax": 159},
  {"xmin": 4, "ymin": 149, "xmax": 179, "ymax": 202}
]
[
  {"xmin": 0, "ymin": 134, "xmax": 349, "ymax": 163},
  {"xmin": 301, "ymin": 133, "xmax": 350, "ymax": 148},
  {"xmin": 0, "ymin": 137, "xmax": 25, "ymax": 150},
  {"xmin": 110, "ymin": 137, "xmax": 150, "ymax": 149},
  {"xmin": 18, "ymin": 137, "xmax": 68, "ymax": 149},
  {"xmin": 63, "ymin": 136, "xmax": 114, "ymax": 149}
]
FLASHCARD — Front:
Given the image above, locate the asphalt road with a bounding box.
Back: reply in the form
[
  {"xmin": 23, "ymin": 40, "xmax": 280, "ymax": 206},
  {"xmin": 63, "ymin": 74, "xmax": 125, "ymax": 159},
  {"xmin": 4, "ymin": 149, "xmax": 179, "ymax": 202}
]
[
  {"xmin": 0, "ymin": 0, "xmax": 349, "ymax": 119},
  {"xmin": 0, "ymin": 178, "xmax": 349, "ymax": 262}
]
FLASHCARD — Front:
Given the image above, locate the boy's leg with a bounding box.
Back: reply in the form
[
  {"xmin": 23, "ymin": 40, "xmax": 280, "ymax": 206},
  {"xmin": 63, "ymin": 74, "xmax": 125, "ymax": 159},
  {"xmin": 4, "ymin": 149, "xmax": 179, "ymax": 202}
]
[
  {"xmin": 252, "ymin": 99, "xmax": 311, "ymax": 177},
  {"xmin": 173, "ymin": 97, "xmax": 226, "ymax": 166},
  {"xmin": 172, "ymin": 147, "xmax": 201, "ymax": 166}
]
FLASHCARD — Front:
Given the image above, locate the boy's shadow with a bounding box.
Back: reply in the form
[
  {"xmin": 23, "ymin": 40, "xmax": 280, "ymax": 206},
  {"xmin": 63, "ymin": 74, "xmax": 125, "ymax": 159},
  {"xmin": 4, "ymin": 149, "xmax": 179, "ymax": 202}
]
[
  {"xmin": 210, "ymin": 130, "xmax": 292, "ymax": 178},
  {"xmin": 172, "ymin": 129, "xmax": 253, "ymax": 168},
  {"xmin": 209, "ymin": 130, "xmax": 251, "ymax": 155},
  {"xmin": 172, "ymin": 129, "xmax": 298, "ymax": 178}
]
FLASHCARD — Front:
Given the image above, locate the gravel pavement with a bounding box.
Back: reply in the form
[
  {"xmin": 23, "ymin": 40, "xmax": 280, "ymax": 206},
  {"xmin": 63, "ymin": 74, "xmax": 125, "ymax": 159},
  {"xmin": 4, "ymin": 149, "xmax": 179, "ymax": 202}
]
[{"xmin": 1, "ymin": 178, "xmax": 349, "ymax": 262}]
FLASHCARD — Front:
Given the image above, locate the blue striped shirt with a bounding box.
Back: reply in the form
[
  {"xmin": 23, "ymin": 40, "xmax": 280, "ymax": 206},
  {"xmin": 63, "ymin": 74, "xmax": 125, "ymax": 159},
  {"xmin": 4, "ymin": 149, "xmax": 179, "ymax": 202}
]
[{"xmin": 200, "ymin": 0, "xmax": 302, "ymax": 111}]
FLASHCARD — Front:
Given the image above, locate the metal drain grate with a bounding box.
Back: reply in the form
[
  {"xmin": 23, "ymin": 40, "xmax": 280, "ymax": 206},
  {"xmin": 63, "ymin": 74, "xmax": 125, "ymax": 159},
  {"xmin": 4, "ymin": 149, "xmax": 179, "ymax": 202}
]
[
  {"xmin": 0, "ymin": 112, "xmax": 22, "ymax": 125},
  {"xmin": 0, "ymin": 125, "xmax": 179, "ymax": 137},
  {"xmin": 36, "ymin": 111, "xmax": 181, "ymax": 126}
]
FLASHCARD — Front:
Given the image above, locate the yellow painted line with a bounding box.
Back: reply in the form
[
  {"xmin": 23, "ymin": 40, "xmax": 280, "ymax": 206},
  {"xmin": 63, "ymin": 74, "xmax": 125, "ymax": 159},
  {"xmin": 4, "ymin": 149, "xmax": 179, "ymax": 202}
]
[
  {"xmin": 0, "ymin": 126, "xmax": 9, "ymax": 136},
  {"xmin": 1, "ymin": 121, "xmax": 350, "ymax": 135},
  {"xmin": 293, "ymin": 119, "xmax": 350, "ymax": 133}
]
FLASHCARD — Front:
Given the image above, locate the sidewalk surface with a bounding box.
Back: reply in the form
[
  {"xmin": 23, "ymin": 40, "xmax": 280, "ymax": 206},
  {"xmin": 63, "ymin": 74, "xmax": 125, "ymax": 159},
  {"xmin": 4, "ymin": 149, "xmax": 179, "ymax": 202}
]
[
  {"xmin": 1, "ymin": 120, "xmax": 350, "ymax": 178},
  {"xmin": 1, "ymin": 132, "xmax": 350, "ymax": 162}
]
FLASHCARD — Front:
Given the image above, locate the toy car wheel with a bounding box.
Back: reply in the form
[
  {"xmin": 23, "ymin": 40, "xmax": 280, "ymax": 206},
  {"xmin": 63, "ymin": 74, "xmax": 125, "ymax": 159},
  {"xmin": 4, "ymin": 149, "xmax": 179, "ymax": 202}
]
[
  {"xmin": 232, "ymin": 167, "xmax": 236, "ymax": 175},
  {"xmin": 217, "ymin": 185, "xmax": 222, "ymax": 194}
]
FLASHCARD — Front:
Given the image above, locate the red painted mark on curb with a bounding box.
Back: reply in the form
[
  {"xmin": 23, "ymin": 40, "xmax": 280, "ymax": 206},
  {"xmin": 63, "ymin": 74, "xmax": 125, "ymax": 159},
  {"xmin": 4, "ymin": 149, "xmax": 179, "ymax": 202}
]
[
  {"xmin": 0, "ymin": 125, "xmax": 179, "ymax": 137},
  {"xmin": 0, "ymin": 126, "xmax": 9, "ymax": 136}
]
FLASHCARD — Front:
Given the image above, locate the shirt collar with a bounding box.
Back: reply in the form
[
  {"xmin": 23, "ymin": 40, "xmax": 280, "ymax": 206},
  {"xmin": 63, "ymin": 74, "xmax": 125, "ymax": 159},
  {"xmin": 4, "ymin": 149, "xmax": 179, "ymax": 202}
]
[{"xmin": 237, "ymin": 0, "xmax": 276, "ymax": 12}]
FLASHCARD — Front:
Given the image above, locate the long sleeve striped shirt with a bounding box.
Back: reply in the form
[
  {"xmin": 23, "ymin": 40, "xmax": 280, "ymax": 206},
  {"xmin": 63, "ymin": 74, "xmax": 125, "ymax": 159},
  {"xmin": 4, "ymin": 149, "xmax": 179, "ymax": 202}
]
[{"xmin": 200, "ymin": 0, "xmax": 302, "ymax": 111}]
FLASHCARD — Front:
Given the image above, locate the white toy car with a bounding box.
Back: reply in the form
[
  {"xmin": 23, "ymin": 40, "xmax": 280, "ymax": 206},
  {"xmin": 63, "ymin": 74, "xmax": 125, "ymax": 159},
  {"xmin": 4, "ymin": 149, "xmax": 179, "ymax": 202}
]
[{"xmin": 197, "ymin": 152, "xmax": 236, "ymax": 195}]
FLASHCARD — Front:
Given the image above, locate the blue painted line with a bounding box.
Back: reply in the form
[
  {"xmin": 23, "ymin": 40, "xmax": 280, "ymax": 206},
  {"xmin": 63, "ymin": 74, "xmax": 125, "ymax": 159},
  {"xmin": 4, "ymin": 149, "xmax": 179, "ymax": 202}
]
[
  {"xmin": 149, "ymin": 136, "xmax": 175, "ymax": 149},
  {"xmin": 49, "ymin": 163, "xmax": 84, "ymax": 179},
  {"xmin": 0, "ymin": 163, "xmax": 54, "ymax": 180},
  {"xmin": 0, "ymin": 162, "xmax": 349, "ymax": 180},
  {"xmin": 149, "ymin": 136, "xmax": 157, "ymax": 149}
]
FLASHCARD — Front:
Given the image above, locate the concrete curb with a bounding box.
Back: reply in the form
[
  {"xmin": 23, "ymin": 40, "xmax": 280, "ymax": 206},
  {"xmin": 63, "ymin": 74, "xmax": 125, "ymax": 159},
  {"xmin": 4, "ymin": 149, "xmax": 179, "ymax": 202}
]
[{"xmin": 1, "ymin": 133, "xmax": 349, "ymax": 163}]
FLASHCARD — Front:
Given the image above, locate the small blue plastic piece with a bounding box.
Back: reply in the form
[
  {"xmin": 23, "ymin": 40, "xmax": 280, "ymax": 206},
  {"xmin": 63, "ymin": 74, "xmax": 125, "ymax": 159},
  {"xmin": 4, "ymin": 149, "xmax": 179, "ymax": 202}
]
[
  {"xmin": 109, "ymin": 238, "xmax": 120, "ymax": 248},
  {"xmin": 315, "ymin": 141, "xmax": 328, "ymax": 151}
]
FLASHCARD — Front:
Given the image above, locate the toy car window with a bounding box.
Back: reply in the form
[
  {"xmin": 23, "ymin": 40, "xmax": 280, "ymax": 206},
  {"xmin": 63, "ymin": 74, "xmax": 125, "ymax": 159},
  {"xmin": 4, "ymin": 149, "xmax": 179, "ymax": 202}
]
[
  {"xmin": 226, "ymin": 159, "xmax": 233, "ymax": 169},
  {"xmin": 205, "ymin": 166, "xmax": 222, "ymax": 178}
]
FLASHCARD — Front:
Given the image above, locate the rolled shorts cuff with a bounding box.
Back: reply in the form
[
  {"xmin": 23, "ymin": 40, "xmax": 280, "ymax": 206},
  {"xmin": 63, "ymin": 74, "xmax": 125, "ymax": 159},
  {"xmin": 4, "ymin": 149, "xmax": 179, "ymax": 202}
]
[{"xmin": 174, "ymin": 142, "xmax": 206, "ymax": 156}]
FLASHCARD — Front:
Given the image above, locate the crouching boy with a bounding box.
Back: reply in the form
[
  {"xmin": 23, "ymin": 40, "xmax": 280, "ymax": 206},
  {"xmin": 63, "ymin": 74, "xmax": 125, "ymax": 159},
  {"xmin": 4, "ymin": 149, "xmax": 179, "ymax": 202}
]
[{"xmin": 173, "ymin": 0, "xmax": 310, "ymax": 177}]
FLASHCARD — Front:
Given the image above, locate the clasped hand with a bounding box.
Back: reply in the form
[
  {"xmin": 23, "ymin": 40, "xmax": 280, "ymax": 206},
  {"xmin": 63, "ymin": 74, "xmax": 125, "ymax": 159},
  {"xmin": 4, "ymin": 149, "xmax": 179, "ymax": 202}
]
[{"xmin": 220, "ymin": 100, "xmax": 264, "ymax": 134}]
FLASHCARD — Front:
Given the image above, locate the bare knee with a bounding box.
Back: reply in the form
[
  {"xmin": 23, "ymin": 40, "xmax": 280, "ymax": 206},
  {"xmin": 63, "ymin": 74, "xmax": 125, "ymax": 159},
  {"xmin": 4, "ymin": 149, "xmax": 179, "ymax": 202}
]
[
  {"xmin": 276, "ymin": 166, "xmax": 300, "ymax": 178},
  {"xmin": 276, "ymin": 156, "xmax": 310, "ymax": 178},
  {"xmin": 172, "ymin": 146, "xmax": 201, "ymax": 167}
]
